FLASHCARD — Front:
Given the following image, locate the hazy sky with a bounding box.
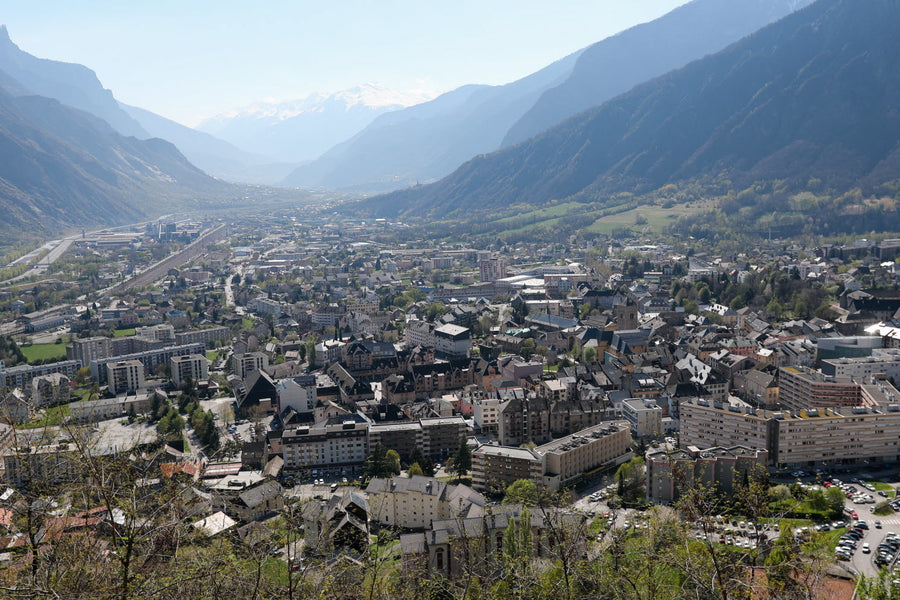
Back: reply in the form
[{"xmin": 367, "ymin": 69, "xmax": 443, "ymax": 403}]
[{"xmin": 4, "ymin": 1, "xmax": 689, "ymax": 127}]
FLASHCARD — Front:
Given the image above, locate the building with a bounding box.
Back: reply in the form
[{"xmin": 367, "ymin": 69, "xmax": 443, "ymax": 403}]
[
  {"xmin": 679, "ymin": 397, "xmax": 900, "ymax": 468},
  {"xmin": 535, "ymin": 421, "xmax": 633, "ymax": 490},
  {"xmin": 400, "ymin": 506, "xmax": 583, "ymax": 578},
  {"xmin": 0, "ymin": 360, "xmax": 81, "ymax": 391},
  {"xmin": 479, "ymin": 257, "xmax": 508, "ymax": 283},
  {"xmin": 820, "ymin": 349, "xmax": 900, "ymax": 382},
  {"xmin": 275, "ymin": 375, "xmax": 317, "ymax": 414},
  {"xmin": 3, "ymin": 443, "xmax": 80, "ymax": 488},
  {"xmin": 232, "ymin": 352, "xmax": 270, "ymax": 380},
  {"xmin": 366, "ymin": 475, "xmax": 485, "ymax": 529},
  {"xmin": 90, "ymin": 343, "xmax": 205, "ymax": 385},
  {"xmin": 645, "ymin": 446, "xmax": 768, "ymax": 504},
  {"xmin": 30, "ymin": 373, "xmax": 71, "ymax": 407},
  {"xmin": 281, "ymin": 416, "xmax": 369, "ymax": 479},
  {"xmin": 421, "ymin": 416, "xmax": 468, "ymax": 461},
  {"xmin": 170, "ymin": 354, "xmax": 209, "ymax": 386},
  {"xmin": 67, "ymin": 393, "xmax": 158, "ymax": 423},
  {"xmin": 176, "ymin": 326, "xmax": 231, "ymax": 348},
  {"xmin": 434, "ymin": 324, "xmax": 472, "ymax": 358},
  {"xmin": 778, "ymin": 366, "xmax": 862, "ymax": 411},
  {"xmin": 621, "ymin": 398, "xmax": 663, "ymax": 439},
  {"xmin": 67, "ymin": 336, "xmax": 112, "ymax": 366},
  {"xmin": 471, "ymin": 444, "xmax": 543, "ymax": 493},
  {"xmin": 367, "ymin": 421, "xmax": 424, "ymax": 464},
  {"xmin": 106, "ymin": 360, "xmax": 145, "ymax": 395},
  {"xmin": 135, "ymin": 323, "xmax": 176, "ymax": 342}
]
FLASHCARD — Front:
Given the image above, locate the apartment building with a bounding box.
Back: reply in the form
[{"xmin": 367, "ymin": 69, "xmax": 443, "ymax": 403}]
[
  {"xmin": 421, "ymin": 416, "xmax": 468, "ymax": 461},
  {"xmin": 91, "ymin": 343, "xmax": 205, "ymax": 385},
  {"xmin": 232, "ymin": 352, "xmax": 270, "ymax": 380},
  {"xmin": 281, "ymin": 417, "xmax": 369, "ymax": 478},
  {"xmin": 778, "ymin": 366, "xmax": 861, "ymax": 411},
  {"xmin": 679, "ymin": 397, "xmax": 900, "ymax": 468},
  {"xmin": 30, "ymin": 373, "xmax": 71, "ymax": 407},
  {"xmin": 175, "ymin": 326, "xmax": 231, "ymax": 348},
  {"xmin": 170, "ymin": 353, "xmax": 209, "ymax": 385},
  {"xmin": 535, "ymin": 421, "xmax": 633, "ymax": 490},
  {"xmin": 471, "ymin": 445, "xmax": 543, "ymax": 493},
  {"xmin": 107, "ymin": 360, "xmax": 145, "ymax": 395},
  {"xmin": 368, "ymin": 421, "xmax": 424, "ymax": 463},
  {"xmin": 275, "ymin": 375, "xmax": 317, "ymax": 414},
  {"xmin": 3, "ymin": 443, "xmax": 80, "ymax": 488},
  {"xmin": 134, "ymin": 323, "xmax": 176, "ymax": 342},
  {"xmin": 621, "ymin": 398, "xmax": 663, "ymax": 439},
  {"xmin": 366, "ymin": 475, "xmax": 485, "ymax": 530},
  {"xmin": 433, "ymin": 324, "xmax": 471, "ymax": 359},
  {"xmin": 0, "ymin": 360, "xmax": 81, "ymax": 391},
  {"xmin": 646, "ymin": 445, "xmax": 768, "ymax": 504}
]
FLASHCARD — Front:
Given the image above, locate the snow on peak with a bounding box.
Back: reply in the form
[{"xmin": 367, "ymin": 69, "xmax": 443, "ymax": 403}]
[{"xmin": 211, "ymin": 83, "xmax": 437, "ymax": 122}]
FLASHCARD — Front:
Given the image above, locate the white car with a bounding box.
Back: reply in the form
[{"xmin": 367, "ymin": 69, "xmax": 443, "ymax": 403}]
[{"xmin": 863, "ymin": 543, "xmax": 871, "ymax": 553}]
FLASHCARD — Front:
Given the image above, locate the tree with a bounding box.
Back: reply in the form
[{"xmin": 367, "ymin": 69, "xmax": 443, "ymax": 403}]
[
  {"xmin": 503, "ymin": 479, "xmax": 554, "ymax": 507},
  {"xmin": 409, "ymin": 446, "xmax": 434, "ymax": 477},
  {"xmin": 385, "ymin": 449, "xmax": 401, "ymax": 476},
  {"xmin": 520, "ymin": 338, "xmax": 536, "ymax": 361},
  {"xmin": 452, "ymin": 437, "xmax": 471, "ymax": 482},
  {"xmin": 408, "ymin": 462, "xmax": 424, "ymax": 477},
  {"xmin": 614, "ymin": 457, "xmax": 646, "ymax": 504}
]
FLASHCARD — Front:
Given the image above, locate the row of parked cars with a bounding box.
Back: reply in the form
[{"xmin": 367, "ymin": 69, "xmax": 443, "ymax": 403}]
[
  {"xmin": 874, "ymin": 533, "xmax": 900, "ymax": 566},
  {"xmin": 835, "ymin": 521, "xmax": 870, "ymax": 561}
]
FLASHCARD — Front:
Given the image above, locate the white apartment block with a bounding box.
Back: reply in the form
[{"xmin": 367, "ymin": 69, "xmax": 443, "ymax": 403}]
[
  {"xmin": 107, "ymin": 360, "xmax": 145, "ymax": 395},
  {"xmin": 366, "ymin": 475, "xmax": 485, "ymax": 530},
  {"xmin": 433, "ymin": 324, "xmax": 471, "ymax": 359},
  {"xmin": 276, "ymin": 375, "xmax": 317, "ymax": 413},
  {"xmin": 404, "ymin": 319, "xmax": 434, "ymax": 348},
  {"xmin": 679, "ymin": 397, "xmax": 900, "ymax": 468},
  {"xmin": 135, "ymin": 323, "xmax": 176, "ymax": 343},
  {"xmin": 621, "ymin": 398, "xmax": 663, "ymax": 439},
  {"xmin": 170, "ymin": 353, "xmax": 209, "ymax": 385},
  {"xmin": 232, "ymin": 352, "xmax": 270, "ymax": 380}
]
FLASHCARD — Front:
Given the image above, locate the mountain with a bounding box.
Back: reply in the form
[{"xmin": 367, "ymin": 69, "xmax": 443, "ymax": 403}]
[
  {"xmin": 0, "ymin": 25, "xmax": 148, "ymax": 138},
  {"xmin": 502, "ymin": 0, "xmax": 814, "ymax": 147},
  {"xmin": 198, "ymin": 84, "xmax": 433, "ymax": 164},
  {"xmin": 119, "ymin": 102, "xmax": 299, "ymax": 184},
  {"xmin": 281, "ymin": 50, "xmax": 583, "ymax": 192},
  {"xmin": 0, "ymin": 81, "xmax": 228, "ymax": 237},
  {"xmin": 361, "ymin": 0, "xmax": 900, "ymax": 228}
]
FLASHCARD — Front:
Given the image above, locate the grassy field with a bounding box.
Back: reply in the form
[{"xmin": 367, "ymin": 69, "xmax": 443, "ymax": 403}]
[
  {"xmin": 21, "ymin": 342, "xmax": 68, "ymax": 363},
  {"xmin": 585, "ymin": 201, "xmax": 716, "ymax": 235},
  {"xmin": 113, "ymin": 327, "xmax": 136, "ymax": 337},
  {"xmin": 20, "ymin": 404, "xmax": 71, "ymax": 429}
]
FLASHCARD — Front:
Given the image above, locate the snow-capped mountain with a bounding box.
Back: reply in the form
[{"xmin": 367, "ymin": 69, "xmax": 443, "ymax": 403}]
[{"xmin": 197, "ymin": 83, "xmax": 436, "ymax": 163}]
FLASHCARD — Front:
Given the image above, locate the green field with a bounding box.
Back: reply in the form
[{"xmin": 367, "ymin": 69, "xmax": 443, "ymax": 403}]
[
  {"xmin": 113, "ymin": 327, "xmax": 136, "ymax": 337},
  {"xmin": 586, "ymin": 201, "xmax": 715, "ymax": 235},
  {"xmin": 21, "ymin": 342, "xmax": 68, "ymax": 363}
]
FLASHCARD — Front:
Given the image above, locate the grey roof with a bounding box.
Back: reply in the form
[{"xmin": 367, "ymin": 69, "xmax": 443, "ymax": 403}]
[{"xmin": 238, "ymin": 480, "xmax": 283, "ymax": 509}]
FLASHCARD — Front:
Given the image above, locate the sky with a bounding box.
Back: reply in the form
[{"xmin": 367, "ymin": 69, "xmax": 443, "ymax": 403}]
[{"xmin": 3, "ymin": 1, "xmax": 690, "ymax": 127}]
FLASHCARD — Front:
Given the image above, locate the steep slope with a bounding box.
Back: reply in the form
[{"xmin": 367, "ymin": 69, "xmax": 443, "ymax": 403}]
[
  {"xmin": 363, "ymin": 0, "xmax": 900, "ymax": 223},
  {"xmin": 502, "ymin": 0, "xmax": 814, "ymax": 146},
  {"xmin": 199, "ymin": 84, "xmax": 433, "ymax": 164},
  {"xmin": 0, "ymin": 25, "xmax": 148, "ymax": 138},
  {"xmin": 0, "ymin": 85, "xmax": 228, "ymax": 236},
  {"xmin": 119, "ymin": 102, "xmax": 299, "ymax": 184},
  {"xmin": 281, "ymin": 51, "xmax": 583, "ymax": 192}
]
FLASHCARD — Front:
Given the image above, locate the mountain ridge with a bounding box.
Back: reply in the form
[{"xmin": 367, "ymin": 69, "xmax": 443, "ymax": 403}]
[{"xmin": 357, "ymin": 0, "xmax": 900, "ymax": 236}]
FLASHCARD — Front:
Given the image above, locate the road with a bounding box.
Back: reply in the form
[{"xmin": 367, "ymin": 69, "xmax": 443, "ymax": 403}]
[
  {"xmin": 99, "ymin": 224, "xmax": 227, "ymax": 297},
  {"xmin": 4, "ymin": 236, "xmax": 78, "ymax": 283}
]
